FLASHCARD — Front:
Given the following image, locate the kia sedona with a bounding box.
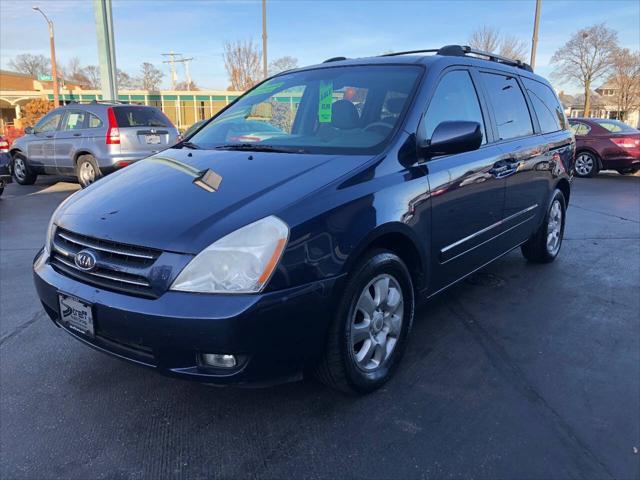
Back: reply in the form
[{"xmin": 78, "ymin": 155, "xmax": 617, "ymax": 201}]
[
  {"xmin": 11, "ymin": 102, "xmax": 179, "ymax": 188},
  {"xmin": 34, "ymin": 45, "xmax": 574, "ymax": 394},
  {"xmin": 568, "ymin": 117, "xmax": 640, "ymax": 177}
]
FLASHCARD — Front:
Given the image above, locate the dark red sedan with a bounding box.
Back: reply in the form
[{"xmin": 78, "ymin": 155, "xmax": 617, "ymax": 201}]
[{"xmin": 569, "ymin": 118, "xmax": 640, "ymax": 177}]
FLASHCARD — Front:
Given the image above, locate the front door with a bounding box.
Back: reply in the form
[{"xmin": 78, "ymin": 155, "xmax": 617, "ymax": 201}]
[
  {"xmin": 422, "ymin": 69, "xmax": 507, "ymax": 293},
  {"xmin": 26, "ymin": 110, "xmax": 63, "ymax": 170}
]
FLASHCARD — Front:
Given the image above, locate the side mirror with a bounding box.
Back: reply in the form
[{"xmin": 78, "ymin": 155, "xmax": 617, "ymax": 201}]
[
  {"xmin": 24, "ymin": 126, "xmax": 35, "ymax": 135},
  {"xmin": 421, "ymin": 121, "xmax": 482, "ymax": 158}
]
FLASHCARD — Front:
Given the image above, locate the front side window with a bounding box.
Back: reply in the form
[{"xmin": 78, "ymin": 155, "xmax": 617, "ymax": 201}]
[
  {"xmin": 569, "ymin": 122, "xmax": 590, "ymax": 136},
  {"xmin": 35, "ymin": 111, "xmax": 63, "ymax": 133},
  {"xmin": 188, "ymin": 65, "xmax": 422, "ymax": 155},
  {"xmin": 481, "ymin": 73, "xmax": 533, "ymax": 141},
  {"xmin": 523, "ymin": 78, "xmax": 567, "ymax": 133},
  {"xmin": 422, "ymin": 70, "xmax": 486, "ymax": 143},
  {"xmin": 63, "ymin": 111, "xmax": 87, "ymax": 130}
]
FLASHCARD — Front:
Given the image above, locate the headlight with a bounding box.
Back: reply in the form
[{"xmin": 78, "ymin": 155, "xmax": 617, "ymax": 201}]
[
  {"xmin": 44, "ymin": 192, "xmax": 76, "ymax": 256},
  {"xmin": 171, "ymin": 216, "xmax": 289, "ymax": 293}
]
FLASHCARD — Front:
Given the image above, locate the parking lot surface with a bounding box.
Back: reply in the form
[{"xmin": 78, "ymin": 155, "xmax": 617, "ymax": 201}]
[{"xmin": 1, "ymin": 174, "xmax": 639, "ymax": 480}]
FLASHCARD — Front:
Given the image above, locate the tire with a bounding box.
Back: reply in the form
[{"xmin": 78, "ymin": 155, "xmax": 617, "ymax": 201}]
[
  {"xmin": 12, "ymin": 152, "xmax": 37, "ymax": 185},
  {"xmin": 76, "ymin": 154, "xmax": 102, "ymax": 188},
  {"xmin": 617, "ymin": 168, "xmax": 639, "ymax": 175},
  {"xmin": 574, "ymin": 151, "xmax": 599, "ymax": 178},
  {"xmin": 315, "ymin": 249, "xmax": 415, "ymax": 395},
  {"xmin": 0, "ymin": 186, "xmax": 3, "ymax": 197},
  {"xmin": 521, "ymin": 189, "xmax": 566, "ymax": 264}
]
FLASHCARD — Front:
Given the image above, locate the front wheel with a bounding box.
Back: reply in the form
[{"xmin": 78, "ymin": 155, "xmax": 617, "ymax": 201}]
[
  {"xmin": 12, "ymin": 153, "xmax": 37, "ymax": 185},
  {"xmin": 521, "ymin": 189, "xmax": 566, "ymax": 263},
  {"xmin": 574, "ymin": 152, "xmax": 599, "ymax": 178},
  {"xmin": 315, "ymin": 250, "xmax": 415, "ymax": 395}
]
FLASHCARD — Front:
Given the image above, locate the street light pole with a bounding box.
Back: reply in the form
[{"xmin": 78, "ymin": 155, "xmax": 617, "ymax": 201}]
[
  {"xmin": 262, "ymin": 0, "xmax": 268, "ymax": 78},
  {"xmin": 33, "ymin": 6, "xmax": 59, "ymax": 107},
  {"xmin": 530, "ymin": 0, "xmax": 542, "ymax": 70}
]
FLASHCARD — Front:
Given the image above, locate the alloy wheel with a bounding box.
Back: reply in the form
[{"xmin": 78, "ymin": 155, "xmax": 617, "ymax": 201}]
[
  {"xmin": 79, "ymin": 161, "xmax": 96, "ymax": 185},
  {"xmin": 350, "ymin": 274, "xmax": 404, "ymax": 372},
  {"xmin": 575, "ymin": 153, "xmax": 594, "ymax": 176},
  {"xmin": 546, "ymin": 199, "xmax": 563, "ymax": 255},
  {"xmin": 13, "ymin": 156, "xmax": 26, "ymax": 181}
]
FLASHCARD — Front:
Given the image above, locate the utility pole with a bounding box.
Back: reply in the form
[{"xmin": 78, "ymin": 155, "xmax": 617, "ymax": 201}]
[
  {"xmin": 181, "ymin": 57, "xmax": 194, "ymax": 91},
  {"xmin": 93, "ymin": 0, "xmax": 118, "ymax": 101},
  {"xmin": 32, "ymin": 6, "xmax": 59, "ymax": 107},
  {"xmin": 262, "ymin": 0, "xmax": 268, "ymax": 78},
  {"xmin": 530, "ymin": 0, "xmax": 542, "ymax": 70},
  {"xmin": 162, "ymin": 52, "xmax": 180, "ymax": 90}
]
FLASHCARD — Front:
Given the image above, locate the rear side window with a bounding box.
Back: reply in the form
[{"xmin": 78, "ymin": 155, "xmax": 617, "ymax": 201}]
[
  {"xmin": 423, "ymin": 70, "xmax": 486, "ymax": 144},
  {"xmin": 523, "ymin": 78, "xmax": 566, "ymax": 133},
  {"xmin": 88, "ymin": 113, "xmax": 103, "ymax": 128},
  {"xmin": 481, "ymin": 72, "xmax": 533, "ymax": 141},
  {"xmin": 113, "ymin": 106, "xmax": 169, "ymax": 127},
  {"xmin": 592, "ymin": 119, "xmax": 638, "ymax": 133}
]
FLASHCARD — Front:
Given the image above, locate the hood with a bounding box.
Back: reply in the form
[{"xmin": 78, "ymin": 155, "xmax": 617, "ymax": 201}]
[{"xmin": 57, "ymin": 148, "xmax": 370, "ymax": 254}]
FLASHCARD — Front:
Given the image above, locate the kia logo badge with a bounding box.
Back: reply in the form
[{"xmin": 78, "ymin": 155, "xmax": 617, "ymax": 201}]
[{"xmin": 74, "ymin": 250, "xmax": 97, "ymax": 271}]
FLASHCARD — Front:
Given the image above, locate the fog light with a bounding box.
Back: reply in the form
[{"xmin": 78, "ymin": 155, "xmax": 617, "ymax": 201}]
[{"xmin": 200, "ymin": 353, "xmax": 237, "ymax": 368}]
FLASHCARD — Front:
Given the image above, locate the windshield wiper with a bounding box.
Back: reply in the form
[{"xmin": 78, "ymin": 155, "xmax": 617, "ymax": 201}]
[
  {"xmin": 214, "ymin": 143, "xmax": 306, "ymax": 154},
  {"xmin": 177, "ymin": 141, "xmax": 201, "ymax": 150}
]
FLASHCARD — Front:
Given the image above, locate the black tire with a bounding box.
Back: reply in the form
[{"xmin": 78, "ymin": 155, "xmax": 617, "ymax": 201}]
[
  {"xmin": 76, "ymin": 154, "xmax": 102, "ymax": 188},
  {"xmin": 574, "ymin": 151, "xmax": 599, "ymax": 178},
  {"xmin": 521, "ymin": 189, "xmax": 566, "ymax": 263},
  {"xmin": 0, "ymin": 186, "xmax": 3, "ymax": 197},
  {"xmin": 617, "ymin": 168, "xmax": 639, "ymax": 176},
  {"xmin": 12, "ymin": 152, "xmax": 37, "ymax": 185},
  {"xmin": 315, "ymin": 249, "xmax": 415, "ymax": 395}
]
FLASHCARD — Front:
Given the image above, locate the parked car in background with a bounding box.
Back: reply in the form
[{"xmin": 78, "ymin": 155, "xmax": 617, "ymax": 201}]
[
  {"xmin": 10, "ymin": 102, "xmax": 179, "ymax": 188},
  {"xmin": 34, "ymin": 45, "xmax": 573, "ymax": 394},
  {"xmin": 0, "ymin": 135, "xmax": 12, "ymax": 197},
  {"xmin": 569, "ymin": 118, "xmax": 640, "ymax": 177},
  {"xmin": 181, "ymin": 119, "xmax": 206, "ymax": 139}
]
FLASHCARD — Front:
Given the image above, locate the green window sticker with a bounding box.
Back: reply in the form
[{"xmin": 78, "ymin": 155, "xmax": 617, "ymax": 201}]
[
  {"xmin": 318, "ymin": 80, "xmax": 333, "ymax": 123},
  {"xmin": 246, "ymin": 81, "xmax": 284, "ymax": 97}
]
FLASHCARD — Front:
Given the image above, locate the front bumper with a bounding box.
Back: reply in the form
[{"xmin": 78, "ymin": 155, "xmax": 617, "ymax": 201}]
[{"xmin": 34, "ymin": 249, "xmax": 341, "ymax": 385}]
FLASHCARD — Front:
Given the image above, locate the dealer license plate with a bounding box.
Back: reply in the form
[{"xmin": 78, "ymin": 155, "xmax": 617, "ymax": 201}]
[{"xmin": 58, "ymin": 294, "xmax": 94, "ymax": 337}]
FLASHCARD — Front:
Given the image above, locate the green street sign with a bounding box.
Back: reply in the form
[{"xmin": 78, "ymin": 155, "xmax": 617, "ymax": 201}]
[{"xmin": 38, "ymin": 74, "xmax": 52, "ymax": 81}]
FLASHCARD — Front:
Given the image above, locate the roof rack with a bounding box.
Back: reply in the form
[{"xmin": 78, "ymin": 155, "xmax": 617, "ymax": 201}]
[
  {"xmin": 381, "ymin": 44, "xmax": 533, "ymax": 72},
  {"xmin": 323, "ymin": 56, "xmax": 348, "ymax": 63},
  {"xmin": 89, "ymin": 99, "xmax": 128, "ymax": 105}
]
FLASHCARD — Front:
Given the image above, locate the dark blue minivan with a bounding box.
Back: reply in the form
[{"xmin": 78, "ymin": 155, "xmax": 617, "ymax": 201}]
[{"xmin": 33, "ymin": 46, "xmax": 574, "ymax": 394}]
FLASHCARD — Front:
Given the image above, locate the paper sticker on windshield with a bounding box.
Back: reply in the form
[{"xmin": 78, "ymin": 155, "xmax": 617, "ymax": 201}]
[
  {"xmin": 318, "ymin": 80, "xmax": 333, "ymax": 123},
  {"xmin": 246, "ymin": 81, "xmax": 284, "ymax": 97}
]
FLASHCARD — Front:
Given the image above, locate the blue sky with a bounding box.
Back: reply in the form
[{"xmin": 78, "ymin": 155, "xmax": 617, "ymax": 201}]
[{"xmin": 1, "ymin": 0, "xmax": 639, "ymax": 92}]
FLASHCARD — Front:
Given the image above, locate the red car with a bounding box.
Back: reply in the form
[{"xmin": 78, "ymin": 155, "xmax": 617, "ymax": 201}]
[{"xmin": 569, "ymin": 118, "xmax": 640, "ymax": 177}]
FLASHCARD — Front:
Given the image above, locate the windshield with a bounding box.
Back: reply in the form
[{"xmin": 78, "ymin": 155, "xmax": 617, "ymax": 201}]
[
  {"xmin": 187, "ymin": 65, "xmax": 422, "ymax": 154},
  {"xmin": 592, "ymin": 119, "xmax": 639, "ymax": 133}
]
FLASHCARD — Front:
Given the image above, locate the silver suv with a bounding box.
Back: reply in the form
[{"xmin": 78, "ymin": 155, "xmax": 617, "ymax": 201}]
[{"xmin": 11, "ymin": 102, "xmax": 179, "ymax": 188}]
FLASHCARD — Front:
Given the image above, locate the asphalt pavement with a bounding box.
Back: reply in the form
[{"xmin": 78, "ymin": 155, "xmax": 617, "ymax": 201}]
[{"xmin": 1, "ymin": 173, "xmax": 639, "ymax": 479}]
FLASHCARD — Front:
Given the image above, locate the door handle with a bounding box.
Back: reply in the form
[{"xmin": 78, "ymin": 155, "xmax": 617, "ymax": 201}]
[
  {"xmin": 73, "ymin": 133, "xmax": 82, "ymax": 137},
  {"xmin": 46, "ymin": 135, "xmax": 54, "ymax": 138},
  {"xmin": 490, "ymin": 159, "xmax": 519, "ymax": 178}
]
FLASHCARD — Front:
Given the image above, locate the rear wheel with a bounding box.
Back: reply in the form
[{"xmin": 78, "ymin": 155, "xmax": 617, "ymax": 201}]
[
  {"xmin": 617, "ymin": 168, "xmax": 639, "ymax": 175},
  {"xmin": 12, "ymin": 152, "xmax": 37, "ymax": 185},
  {"xmin": 76, "ymin": 154, "xmax": 102, "ymax": 188},
  {"xmin": 521, "ymin": 189, "xmax": 566, "ymax": 263},
  {"xmin": 315, "ymin": 250, "xmax": 414, "ymax": 395},
  {"xmin": 574, "ymin": 151, "xmax": 599, "ymax": 178}
]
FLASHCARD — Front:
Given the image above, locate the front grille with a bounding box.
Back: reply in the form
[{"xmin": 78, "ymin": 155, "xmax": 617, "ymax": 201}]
[{"xmin": 50, "ymin": 227, "xmax": 162, "ymax": 298}]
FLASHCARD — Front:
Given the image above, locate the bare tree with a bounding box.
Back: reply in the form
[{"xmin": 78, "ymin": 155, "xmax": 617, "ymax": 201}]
[
  {"xmin": 82, "ymin": 65, "xmax": 101, "ymax": 89},
  {"xmin": 468, "ymin": 26, "xmax": 501, "ymax": 53},
  {"xmin": 551, "ymin": 24, "xmax": 618, "ymax": 117},
  {"xmin": 269, "ymin": 56, "xmax": 298, "ymax": 76},
  {"xmin": 468, "ymin": 26, "xmax": 528, "ymax": 62},
  {"xmin": 117, "ymin": 69, "xmax": 142, "ymax": 90},
  {"xmin": 140, "ymin": 62, "xmax": 164, "ymax": 91},
  {"xmin": 175, "ymin": 80, "xmax": 199, "ymax": 91},
  {"xmin": 223, "ymin": 40, "xmax": 262, "ymax": 91},
  {"xmin": 8, "ymin": 53, "xmax": 50, "ymax": 78},
  {"xmin": 499, "ymin": 35, "xmax": 528, "ymax": 63},
  {"xmin": 64, "ymin": 57, "xmax": 91, "ymax": 87},
  {"xmin": 611, "ymin": 48, "xmax": 640, "ymax": 122}
]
